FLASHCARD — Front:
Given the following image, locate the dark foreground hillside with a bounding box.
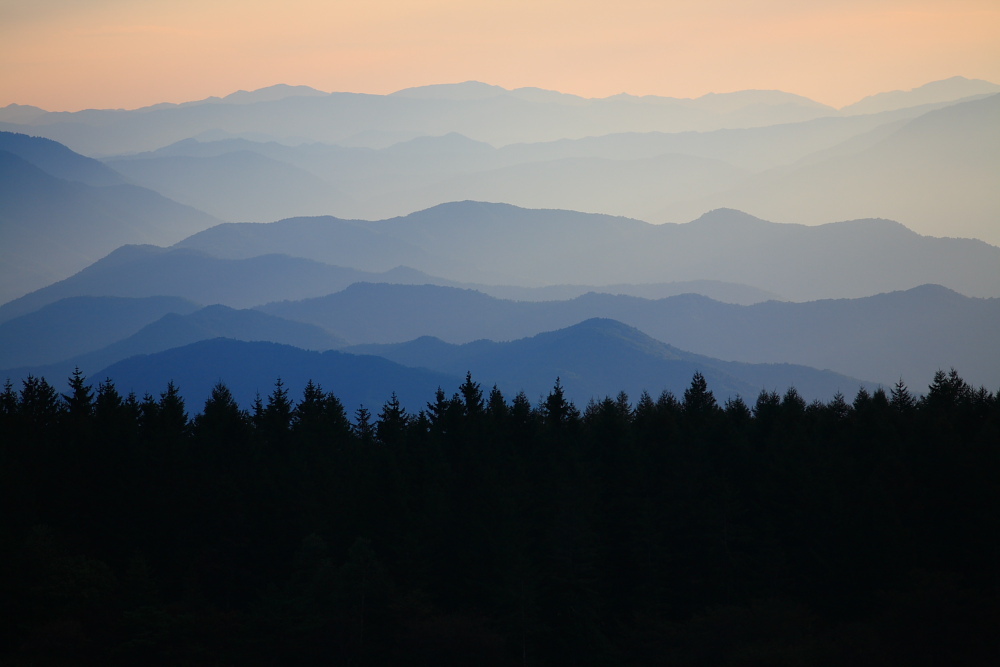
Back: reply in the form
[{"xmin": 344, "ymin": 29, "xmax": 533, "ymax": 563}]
[{"xmin": 1, "ymin": 370, "xmax": 998, "ymax": 665}]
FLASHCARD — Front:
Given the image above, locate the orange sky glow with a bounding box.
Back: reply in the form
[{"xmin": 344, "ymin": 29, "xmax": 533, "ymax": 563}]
[{"xmin": 1, "ymin": 0, "xmax": 998, "ymax": 111}]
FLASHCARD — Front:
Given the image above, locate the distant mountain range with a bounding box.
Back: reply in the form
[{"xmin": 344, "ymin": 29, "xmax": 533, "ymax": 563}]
[
  {"xmin": 12, "ymin": 277, "xmax": 988, "ymax": 406},
  {"xmin": 0, "ymin": 246, "xmax": 446, "ymax": 323},
  {"xmin": 175, "ymin": 202, "xmax": 1000, "ymax": 300},
  {"xmin": 7, "ymin": 197, "xmax": 997, "ymax": 307},
  {"xmin": 0, "ymin": 133, "xmax": 219, "ymax": 302},
  {"xmin": 0, "ymin": 229, "xmax": 785, "ymax": 325},
  {"xmin": 93, "ymin": 338, "xmax": 459, "ymax": 413},
  {"xmin": 0, "ymin": 296, "xmax": 200, "ymax": 368},
  {"xmin": 2, "ymin": 78, "xmax": 996, "ymax": 283},
  {"xmin": 3, "ymin": 195, "xmax": 997, "ymax": 391},
  {"xmin": 0, "ymin": 81, "xmax": 845, "ymax": 155},
  {"xmin": 2, "ymin": 78, "xmax": 994, "ymax": 411},
  {"xmin": 104, "ymin": 150, "xmax": 351, "ymax": 222},
  {"xmin": 344, "ymin": 318, "xmax": 873, "ymax": 405},
  {"xmin": 5, "ymin": 77, "xmax": 995, "ymax": 157},
  {"xmin": 0, "ymin": 131, "xmax": 123, "ymax": 186},
  {"xmin": 73, "ymin": 89, "xmax": 999, "ymax": 245},
  {"xmin": 0, "ymin": 302, "xmax": 347, "ymax": 385},
  {"xmin": 840, "ymin": 76, "xmax": 1000, "ymax": 115},
  {"xmin": 670, "ymin": 93, "xmax": 1000, "ymax": 244},
  {"xmin": 259, "ymin": 282, "xmax": 1000, "ymax": 390},
  {"xmin": 469, "ymin": 281, "xmax": 780, "ymax": 305},
  {"xmin": 23, "ymin": 318, "xmax": 874, "ymax": 413}
]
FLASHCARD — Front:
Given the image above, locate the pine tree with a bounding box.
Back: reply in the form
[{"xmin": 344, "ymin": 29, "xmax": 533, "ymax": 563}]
[
  {"xmin": 259, "ymin": 378, "xmax": 293, "ymax": 448},
  {"xmin": 0, "ymin": 379, "xmax": 18, "ymax": 426},
  {"xmin": 924, "ymin": 368, "xmax": 971, "ymax": 412},
  {"xmin": 781, "ymin": 387, "xmax": 806, "ymax": 415},
  {"xmin": 828, "ymin": 391, "xmax": 852, "ymax": 420},
  {"xmin": 683, "ymin": 372, "xmax": 718, "ymax": 416},
  {"xmin": 541, "ymin": 378, "xmax": 579, "ymax": 427},
  {"xmin": 158, "ymin": 381, "xmax": 189, "ymax": 439},
  {"xmin": 195, "ymin": 382, "xmax": 248, "ymax": 457},
  {"xmin": 293, "ymin": 380, "xmax": 326, "ymax": 430},
  {"xmin": 724, "ymin": 395, "xmax": 752, "ymax": 424},
  {"xmin": 850, "ymin": 387, "xmax": 872, "ymax": 416},
  {"xmin": 354, "ymin": 405, "xmax": 375, "ymax": 446},
  {"xmin": 376, "ymin": 393, "xmax": 408, "ymax": 447},
  {"xmin": 138, "ymin": 392, "xmax": 159, "ymax": 432},
  {"xmin": 459, "ymin": 372, "xmax": 484, "ymax": 417},
  {"xmin": 289, "ymin": 380, "xmax": 351, "ymax": 448},
  {"xmin": 94, "ymin": 378, "xmax": 123, "ymax": 419},
  {"xmin": 890, "ymin": 379, "xmax": 916, "ymax": 413},
  {"xmin": 62, "ymin": 368, "xmax": 94, "ymax": 420},
  {"xmin": 19, "ymin": 375, "xmax": 61, "ymax": 427}
]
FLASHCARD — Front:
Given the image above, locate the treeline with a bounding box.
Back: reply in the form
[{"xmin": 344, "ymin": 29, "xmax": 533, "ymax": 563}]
[{"xmin": 1, "ymin": 370, "xmax": 998, "ymax": 665}]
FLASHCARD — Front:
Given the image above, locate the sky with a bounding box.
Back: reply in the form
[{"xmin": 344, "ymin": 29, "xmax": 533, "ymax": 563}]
[{"xmin": 1, "ymin": 0, "xmax": 998, "ymax": 111}]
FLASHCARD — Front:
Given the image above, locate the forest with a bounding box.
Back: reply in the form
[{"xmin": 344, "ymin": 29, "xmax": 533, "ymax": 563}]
[{"xmin": 1, "ymin": 369, "xmax": 998, "ymax": 665}]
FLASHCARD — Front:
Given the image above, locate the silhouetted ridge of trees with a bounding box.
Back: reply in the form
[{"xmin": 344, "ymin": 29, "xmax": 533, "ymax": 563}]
[{"xmin": 1, "ymin": 369, "xmax": 998, "ymax": 665}]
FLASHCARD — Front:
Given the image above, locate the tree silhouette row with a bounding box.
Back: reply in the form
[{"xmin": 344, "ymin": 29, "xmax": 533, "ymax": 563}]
[{"xmin": 1, "ymin": 369, "xmax": 998, "ymax": 665}]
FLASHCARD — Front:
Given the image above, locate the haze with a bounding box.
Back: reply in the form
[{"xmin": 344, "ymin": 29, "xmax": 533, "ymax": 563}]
[{"xmin": 3, "ymin": 0, "xmax": 999, "ymax": 111}]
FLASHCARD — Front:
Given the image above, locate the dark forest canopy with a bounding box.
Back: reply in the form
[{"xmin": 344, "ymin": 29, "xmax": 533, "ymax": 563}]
[{"xmin": 1, "ymin": 369, "xmax": 998, "ymax": 665}]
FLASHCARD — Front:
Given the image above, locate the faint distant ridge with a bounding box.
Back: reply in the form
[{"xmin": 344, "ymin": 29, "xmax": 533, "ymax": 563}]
[
  {"xmin": 7, "ymin": 77, "xmax": 992, "ymax": 120},
  {"xmin": 688, "ymin": 207, "xmax": 915, "ymax": 234},
  {"xmin": 0, "ymin": 79, "xmax": 846, "ymax": 154},
  {"xmin": 0, "ymin": 130, "xmax": 123, "ymax": 186},
  {"xmin": 4, "ymin": 76, "xmax": 993, "ymax": 158},
  {"xmin": 0, "ymin": 104, "xmax": 48, "ymax": 123},
  {"xmin": 344, "ymin": 316, "xmax": 871, "ymax": 404},
  {"xmin": 215, "ymin": 84, "xmax": 329, "ymax": 105},
  {"xmin": 841, "ymin": 76, "xmax": 1000, "ymax": 115},
  {"xmin": 6, "ymin": 280, "xmax": 997, "ymax": 397},
  {"xmin": 102, "ymin": 149, "xmax": 348, "ymax": 222},
  {"xmin": 0, "ymin": 295, "xmax": 200, "ymax": 369},
  {"xmin": 139, "ymin": 84, "xmax": 330, "ymax": 112},
  {"xmin": 94, "ymin": 338, "xmax": 459, "ymax": 412},
  {"xmin": 390, "ymin": 80, "xmax": 833, "ymax": 111},
  {"xmin": 37, "ymin": 304, "xmax": 348, "ymax": 379},
  {"xmin": 676, "ymin": 93, "xmax": 1000, "ymax": 244},
  {"xmin": 174, "ymin": 200, "xmax": 1000, "ymax": 300},
  {"xmin": 258, "ymin": 281, "xmax": 1000, "ymax": 390},
  {"xmin": 80, "ymin": 318, "xmax": 872, "ymax": 410},
  {"xmin": 0, "ymin": 142, "xmax": 219, "ymax": 304},
  {"xmin": 76, "ymin": 90, "xmax": 997, "ymax": 244},
  {"xmin": 390, "ymin": 81, "xmax": 512, "ymax": 101},
  {"xmin": 0, "ymin": 244, "xmax": 452, "ymax": 323},
  {"xmin": 670, "ymin": 89, "xmax": 833, "ymax": 113}
]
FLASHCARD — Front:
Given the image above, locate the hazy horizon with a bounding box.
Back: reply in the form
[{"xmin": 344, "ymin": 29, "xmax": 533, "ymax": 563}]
[
  {"xmin": 4, "ymin": 76, "xmax": 999, "ymax": 115},
  {"xmin": 3, "ymin": 1, "xmax": 999, "ymax": 111}
]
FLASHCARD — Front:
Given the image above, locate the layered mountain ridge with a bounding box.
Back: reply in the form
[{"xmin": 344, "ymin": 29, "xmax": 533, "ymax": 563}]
[{"xmin": 1, "ymin": 78, "xmax": 995, "ymax": 412}]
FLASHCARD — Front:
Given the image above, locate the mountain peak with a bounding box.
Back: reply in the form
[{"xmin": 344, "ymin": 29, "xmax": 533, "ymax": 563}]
[
  {"xmin": 841, "ymin": 76, "xmax": 1000, "ymax": 115},
  {"xmin": 566, "ymin": 317, "xmax": 642, "ymax": 335},
  {"xmin": 0, "ymin": 103, "xmax": 48, "ymax": 122},
  {"xmin": 693, "ymin": 89, "xmax": 833, "ymax": 112},
  {"xmin": 817, "ymin": 217, "xmax": 916, "ymax": 237},
  {"xmin": 689, "ymin": 208, "xmax": 770, "ymax": 226},
  {"xmin": 898, "ymin": 283, "xmax": 963, "ymax": 299},
  {"xmin": 533, "ymin": 318, "xmax": 682, "ymax": 358},
  {"xmin": 0, "ymin": 131, "xmax": 125, "ymax": 186},
  {"xmin": 389, "ymin": 81, "xmax": 508, "ymax": 100},
  {"xmin": 219, "ymin": 84, "xmax": 329, "ymax": 105},
  {"xmin": 385, "ymin": 132, "xmax": 494, "ymax": 153}
]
